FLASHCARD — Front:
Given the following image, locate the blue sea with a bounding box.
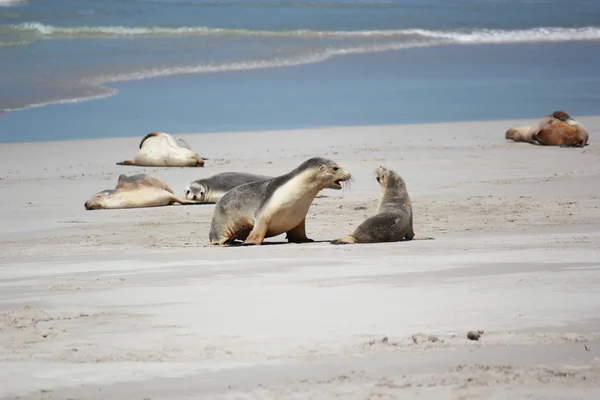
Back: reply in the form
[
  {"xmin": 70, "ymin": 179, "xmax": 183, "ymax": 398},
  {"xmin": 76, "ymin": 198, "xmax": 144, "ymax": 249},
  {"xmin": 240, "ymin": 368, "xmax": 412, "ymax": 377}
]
[{"xmin": 1, "ymin": 0, "xmax": 599, "ymax": 143}]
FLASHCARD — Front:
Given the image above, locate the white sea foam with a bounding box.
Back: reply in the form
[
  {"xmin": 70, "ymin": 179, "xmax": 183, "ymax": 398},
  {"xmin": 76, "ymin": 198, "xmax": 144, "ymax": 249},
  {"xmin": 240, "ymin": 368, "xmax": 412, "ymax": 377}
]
[
  {"xmin": 90, "ymin": 42, "xmax": 427, "ymax": 84},
  {"xmin": 9, "ymin": 22, "xmax": 600, "ymax": 43},
  {"xmin": 1, "ymin": 87, "xmax": 117, "ymax": 115},
  {"xmin": 0, "ymin": 0, "xmax": 25, "ymax": 6}
]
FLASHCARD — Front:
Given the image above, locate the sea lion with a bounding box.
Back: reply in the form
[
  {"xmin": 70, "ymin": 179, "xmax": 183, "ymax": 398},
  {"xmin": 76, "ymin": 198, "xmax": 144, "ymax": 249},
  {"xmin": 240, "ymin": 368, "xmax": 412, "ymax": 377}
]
[
  {"xmin": 331, "ymin": 166, "xmax": 414, "ymax": 244},
  {"xmin": 85, "ymin": 174, "xmax": 199, "ymax": 210},
  {"xmin": 209, "ymin": 157, "xmax": 351, "ymax": 245},
  {"xmin": 117, "ymin": 132, "xmax": 206, "ymax": 167},
  {"xmin": 534, "ymin": 111, "xmax": 589, "ymax": 147},
  {"xmin": 185, "ymin": 172, "xmax": 273, "ymax": 203},
  {"xmin": 505, "ymin": 111, "xmax": 589, "ymax": 147}
]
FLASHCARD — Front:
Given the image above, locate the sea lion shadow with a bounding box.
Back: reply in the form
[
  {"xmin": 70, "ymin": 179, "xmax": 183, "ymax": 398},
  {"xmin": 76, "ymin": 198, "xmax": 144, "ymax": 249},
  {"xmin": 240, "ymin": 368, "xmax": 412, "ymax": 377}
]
[
  {"xmin": 330, "ymin": 236, "xmax": 435, "ymax": 246},
  {"xmin": 177, "ymin": 202, "xmax": 216, "ymax": 206},
  {"xmin": 223, "ymin": 239, "xmax": 332, "ymax": 247}
]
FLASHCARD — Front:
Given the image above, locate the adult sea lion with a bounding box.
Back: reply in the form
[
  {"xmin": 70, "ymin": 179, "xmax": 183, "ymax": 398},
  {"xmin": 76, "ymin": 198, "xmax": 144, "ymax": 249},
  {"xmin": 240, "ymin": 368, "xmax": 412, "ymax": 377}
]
[
  {"xmin": 505, "ymin": 111, "xmax": 589, "ymax": 147},
  {"xmin": 117, "ymin": 132, "xmax": 206, "ymax": 167},
  {"xmin": 331, "ymin": 166, "xmax": 414, "ymax": 244},
  {"xmin": 185, "ymin": 172, "xmax": 273, "ymax": 203},
  {"xmin": 534, "ymin": 111, "xmax": 589, "ymax": 147},
  {"xmin": 209, "ymin": 157, "xmax": 351, "ymax": 245},
  {"xmin": 85, "ymin": 174, "xmax": 199, "ymax": 210}
]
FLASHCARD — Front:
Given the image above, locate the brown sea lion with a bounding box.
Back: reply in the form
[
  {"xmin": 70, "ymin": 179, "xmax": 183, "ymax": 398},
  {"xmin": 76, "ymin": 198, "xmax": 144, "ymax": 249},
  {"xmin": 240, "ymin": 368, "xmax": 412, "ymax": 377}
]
[{"xmin": 505, "ymin": 111, "xmax": 589, "ymax": 147}]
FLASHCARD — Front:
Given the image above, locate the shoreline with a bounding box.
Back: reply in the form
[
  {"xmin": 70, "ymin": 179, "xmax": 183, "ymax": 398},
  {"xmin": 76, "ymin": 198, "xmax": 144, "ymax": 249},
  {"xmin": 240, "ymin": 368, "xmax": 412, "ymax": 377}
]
[
  {"xmin": 2, "ymin": 113, "xmax": 600, "ymax": 146},
  {"xmin": 0, "ymin": 114, "xmax": 595, "ymax": 146}
]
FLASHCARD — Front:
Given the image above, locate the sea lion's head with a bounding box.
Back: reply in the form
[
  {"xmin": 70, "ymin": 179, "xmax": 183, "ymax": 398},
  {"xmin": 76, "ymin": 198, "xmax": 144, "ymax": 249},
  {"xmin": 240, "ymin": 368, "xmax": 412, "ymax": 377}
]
[
  {"xmin": 505, "ymin": 128, "xmax": 520, "ymax": 141},
  {"xmin": 552, "ymin": 110, "xmax": 572, "ymax": 122},
  {"xmin": 376, "ymin": 166, "xmax": 406, "ymax": 191},
  {"xmin": 299, "ymin": 157, "xmax": 351, "ymax": 190},
  {"xmin": 185, "ymin": 182, "xmax": 208, "ymax": 201},
  {"xmin": 84, "ymin": 190, "xmax": 118, "ymax": 210}
]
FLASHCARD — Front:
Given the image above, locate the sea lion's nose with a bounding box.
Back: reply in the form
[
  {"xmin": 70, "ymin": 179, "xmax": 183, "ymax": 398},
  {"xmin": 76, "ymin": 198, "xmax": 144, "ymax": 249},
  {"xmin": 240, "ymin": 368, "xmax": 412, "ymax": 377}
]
[
  {"xmin": 84, "ymin": 201, "xmax": 90, "ymax": 209},
  {"xmin": 192, "ymin": 195, "xmax": 197, "ymax": 200}
]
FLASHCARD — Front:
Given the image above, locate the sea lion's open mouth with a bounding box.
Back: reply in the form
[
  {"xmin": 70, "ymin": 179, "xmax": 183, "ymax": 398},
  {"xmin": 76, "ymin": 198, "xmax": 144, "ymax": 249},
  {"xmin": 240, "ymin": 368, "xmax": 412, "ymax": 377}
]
[{"xmin": 330, "ymin": 180, "xmax": 342, "ymax": 190}]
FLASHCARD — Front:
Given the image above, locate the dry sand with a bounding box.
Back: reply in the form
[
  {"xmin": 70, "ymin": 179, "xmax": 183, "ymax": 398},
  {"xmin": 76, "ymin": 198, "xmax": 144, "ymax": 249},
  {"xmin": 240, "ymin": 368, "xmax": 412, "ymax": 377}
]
[{"xmin": 1, "ymin": 117, "xmax": 600, "ymax": 399}]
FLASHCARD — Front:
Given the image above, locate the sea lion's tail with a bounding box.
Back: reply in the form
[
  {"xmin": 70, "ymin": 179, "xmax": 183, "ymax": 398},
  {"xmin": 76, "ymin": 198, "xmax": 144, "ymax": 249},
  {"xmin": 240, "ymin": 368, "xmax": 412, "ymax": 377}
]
[{"xmin": 116, "ymin": 160, "xmax": 136, "ymax": 166}]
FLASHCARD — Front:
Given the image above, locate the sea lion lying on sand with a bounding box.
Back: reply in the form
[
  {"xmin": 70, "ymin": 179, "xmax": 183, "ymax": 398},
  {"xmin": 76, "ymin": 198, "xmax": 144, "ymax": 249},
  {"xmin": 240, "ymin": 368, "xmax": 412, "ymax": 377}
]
[
  {"xmin": 505, "ymin": 111, "xmax": 589, "ymax": 147},
  {"xmin": 85, "ymin": 174, "xmax": 199, "ymax": 210},
  {"xmin": 185, "ymin": 172, "xmax": 273, "ymax": 203},
  {"xmin": 117, "ymin": 132, "xmax": 206, "ymax": 167},
  {"xmin": 209, "ymin": 157, "xmax": 351, "ymax": 245}
]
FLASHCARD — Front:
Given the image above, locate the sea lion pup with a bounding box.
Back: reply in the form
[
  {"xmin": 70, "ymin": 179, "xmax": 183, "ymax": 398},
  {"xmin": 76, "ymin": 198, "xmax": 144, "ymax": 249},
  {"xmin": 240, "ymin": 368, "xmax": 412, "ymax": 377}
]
[
  {"xmin": 505, "ymin": 111, "xmax": 589, "ymax": 147},
  {"xmin": 209, "ymin": 157, "xmax": 351, "ymax": 245},
  {"xmin": 534, "ymin": 111, "xmax": 589, "ymax": 147},
  {"xmin": 185, "ymin": 172, "xmax": 273, "ymax": 203},
  {"xmin": 331, "ymin": 166, "xmax": 414, "ymax": 245},
  {"xmin": 85, "ymin": 174, "xmax": 200, "ymax": 210},
  {"xmin": 117, "ymin": 132, "xmax": 206, "ymax": 167}
]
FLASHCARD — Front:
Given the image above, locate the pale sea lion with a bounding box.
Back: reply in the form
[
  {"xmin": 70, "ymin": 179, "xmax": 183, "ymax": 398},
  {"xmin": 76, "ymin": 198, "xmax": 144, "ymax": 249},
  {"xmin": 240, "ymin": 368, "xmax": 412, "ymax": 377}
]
[
  {"xmin": 209, "ymin": 157, "xmax": 351, "ymax": 245},
  {"xmin": 331, "ymin": 166, "xmax": 414, "ymax": 244},
  {"xmin": 185, "ymin": 172, "xmax": 273, "ymax": 203},
  {"xmin": 85, "ymin": 174, "xmax": 199, "ymax": 210},
  {"xmin": 117, "ymin": 132, "xmax": 206, "ymax": 167},
  {"xmin": 505, "ymin": 111, "xmax": 589, "ymax": 147}
]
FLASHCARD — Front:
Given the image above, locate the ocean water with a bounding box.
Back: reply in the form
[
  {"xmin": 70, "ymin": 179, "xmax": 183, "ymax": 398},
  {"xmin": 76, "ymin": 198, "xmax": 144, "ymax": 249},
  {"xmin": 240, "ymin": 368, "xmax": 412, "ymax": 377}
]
[{"xmin": 1, "ymin": 0, "xmax": 600, "ymax": 143}]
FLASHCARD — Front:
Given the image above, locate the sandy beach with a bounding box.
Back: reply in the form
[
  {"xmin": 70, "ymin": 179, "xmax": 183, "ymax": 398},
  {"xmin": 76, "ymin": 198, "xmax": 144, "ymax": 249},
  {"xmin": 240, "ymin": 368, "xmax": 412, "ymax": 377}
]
[{"xmin": 1, "ymin": 117, "xmax": 600, "ymax": 399}]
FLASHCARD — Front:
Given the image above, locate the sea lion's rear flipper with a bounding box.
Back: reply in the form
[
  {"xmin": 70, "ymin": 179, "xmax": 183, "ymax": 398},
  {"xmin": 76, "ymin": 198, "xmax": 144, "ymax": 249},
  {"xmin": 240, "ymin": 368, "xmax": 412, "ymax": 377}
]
[
  {"xmin": 223, "ymin": 225, "xmax": 247, "ymax": 245},
  {"xmin": 116, "ymin": 160, "xmax": 136, "ymax": 166},
  {"xmin": 330, "ymin": 235, "xmax": 358, "ymax": 245}
]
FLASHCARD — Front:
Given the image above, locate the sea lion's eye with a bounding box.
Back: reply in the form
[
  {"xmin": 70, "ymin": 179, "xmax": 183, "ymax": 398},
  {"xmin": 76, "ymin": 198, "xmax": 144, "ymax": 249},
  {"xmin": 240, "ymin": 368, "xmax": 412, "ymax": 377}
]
[
  {"xmin": 186, "ymin": 190, "xmax": 190, "ymax": 195},
  {"xmin": 332, "ymin": 166, "xmax": 339, "ymax": 172}
]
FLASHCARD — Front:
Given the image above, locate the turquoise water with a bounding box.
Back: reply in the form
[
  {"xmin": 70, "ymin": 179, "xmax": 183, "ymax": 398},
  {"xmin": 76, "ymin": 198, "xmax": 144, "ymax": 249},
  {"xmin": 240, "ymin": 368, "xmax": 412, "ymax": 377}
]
[{"xmin": 1, "ymin": 0, "xmax": 600, "ymax": 142}]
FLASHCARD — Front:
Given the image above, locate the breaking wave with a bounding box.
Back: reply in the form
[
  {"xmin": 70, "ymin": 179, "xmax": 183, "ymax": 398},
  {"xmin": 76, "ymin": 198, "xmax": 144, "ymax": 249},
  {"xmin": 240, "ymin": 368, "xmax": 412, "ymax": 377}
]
[
  {"xmin": 0, "ymin": 0, "xmax": 25, "ymax": 7},
  {"xmin": 5, "ymin": 22, "xmax": 600, "ymax": 42}
]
